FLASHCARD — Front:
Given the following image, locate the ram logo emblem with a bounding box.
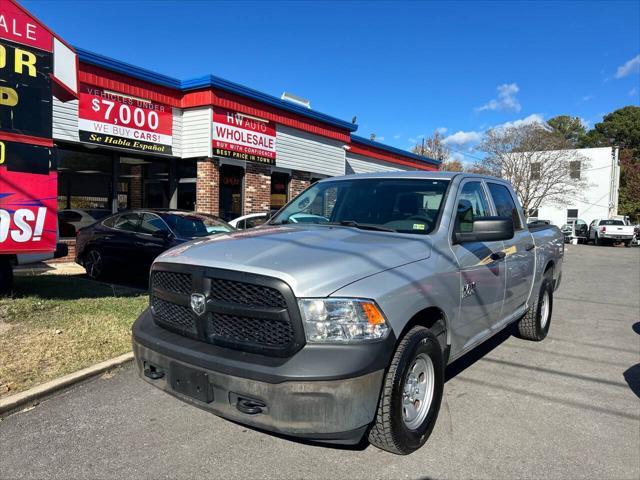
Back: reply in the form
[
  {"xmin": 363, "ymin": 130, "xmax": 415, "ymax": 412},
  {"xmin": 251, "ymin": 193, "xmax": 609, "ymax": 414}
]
[
  {"xmin": 190, "ymin": 293, "xmax": 206, "ymax": 316},
  {"xmin": 462, "ymin": 282, "xmax": 477, "ymax": 299}
]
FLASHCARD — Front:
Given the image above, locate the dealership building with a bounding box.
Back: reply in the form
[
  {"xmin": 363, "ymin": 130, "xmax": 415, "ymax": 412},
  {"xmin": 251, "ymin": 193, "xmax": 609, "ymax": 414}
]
[{"xmin": 52, "ymin": 48, "xmax": 439, "ymax": 253}]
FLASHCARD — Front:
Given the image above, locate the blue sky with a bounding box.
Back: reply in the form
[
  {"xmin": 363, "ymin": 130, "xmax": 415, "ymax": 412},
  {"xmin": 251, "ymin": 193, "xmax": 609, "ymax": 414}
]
[{"xmin": 23, "ymin": 0, "xmax": 640, "ymax": 163}]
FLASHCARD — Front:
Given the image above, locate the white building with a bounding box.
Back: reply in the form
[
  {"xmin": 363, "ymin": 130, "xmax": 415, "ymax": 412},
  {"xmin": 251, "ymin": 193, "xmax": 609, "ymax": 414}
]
[{"xmin": 529, "ymin": 147, "xmax": 620, "ymax": 227}]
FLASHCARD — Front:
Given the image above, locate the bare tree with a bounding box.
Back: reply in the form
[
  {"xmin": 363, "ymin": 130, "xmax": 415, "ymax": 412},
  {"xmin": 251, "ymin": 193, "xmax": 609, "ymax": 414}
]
[
  {"xmin": 477, "ymin": 123, "xmax": 590, "ymax": 213},
  {"xmin": 411, "ymin": 130, "xmax": 450, "ymax": 162},
  {"xmin": 439, "ymin": 159, "xmax": 463, "ymax": 171}
]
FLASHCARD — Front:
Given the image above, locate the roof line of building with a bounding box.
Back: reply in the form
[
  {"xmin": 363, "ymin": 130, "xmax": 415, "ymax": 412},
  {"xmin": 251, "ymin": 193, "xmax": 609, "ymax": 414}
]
[
  {"xmin": 75, "ymin": 47, "xmax": 357, "ymax": 133},
  {"xmin": 74, "ymin": 48, "xmax": 439, "ymax": 166},
  {"xmin": 350, "ymin": 135, "xmax": 440, "ymax": 165}
]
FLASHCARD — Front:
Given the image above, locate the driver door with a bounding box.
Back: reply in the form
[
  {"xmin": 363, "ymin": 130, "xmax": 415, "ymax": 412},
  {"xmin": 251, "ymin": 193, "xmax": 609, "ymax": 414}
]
[{"xmin": 450, "ymin": 180, "xmax": 506, "ymax": 353}]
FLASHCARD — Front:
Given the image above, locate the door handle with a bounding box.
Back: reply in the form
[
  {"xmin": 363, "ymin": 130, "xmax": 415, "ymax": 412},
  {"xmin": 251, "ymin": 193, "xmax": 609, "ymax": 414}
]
[
  {"xmin": 490, "ymin": 251, "xmax": 506, "ymax": 261},
  {"xmin": 525, "ymin": 243, "xmax": 535, "ymax": 251}
]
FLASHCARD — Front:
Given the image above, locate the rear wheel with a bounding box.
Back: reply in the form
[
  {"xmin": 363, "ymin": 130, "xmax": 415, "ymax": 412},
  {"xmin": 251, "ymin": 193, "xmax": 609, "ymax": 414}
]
[
  {"xmin": 368, "ymin": 326, "xmax": 444, "ymax": 455},
  {"xmin": 624, "ymin": 240, "xmax": 631, "ymax": 248},
  {"xmin": 595, "ymin": 234, "xmax": 603, "ymax": 246},
  {"xmin": 516, "ymin": 270, "xmax": 553, "ymax": 341},
  {"xmin": 84, "ymin": 248, "xmax": 105, "ymax": 280}
]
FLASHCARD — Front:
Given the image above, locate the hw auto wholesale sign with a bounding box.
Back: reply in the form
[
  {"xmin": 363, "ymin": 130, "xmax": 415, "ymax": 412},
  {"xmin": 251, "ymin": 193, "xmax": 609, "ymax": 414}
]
[
  {"xmin": 212, "ymin": 109, "xmax": 276, "ymax": 165},
  {"xmin": 78, "ymin": 84, "xmax": 173, "ymax": 155},
  {"xmin": 0, "ymin": 0, "xmax": 59, "ymax": 253}
]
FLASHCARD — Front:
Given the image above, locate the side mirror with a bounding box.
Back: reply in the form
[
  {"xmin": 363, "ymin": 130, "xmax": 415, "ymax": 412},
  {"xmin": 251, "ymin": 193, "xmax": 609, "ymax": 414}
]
[
  {"xmin": 454, "ymin": 216, "xmax": 514, "ymax": 243},
  {"xmin": 152, "ymin": 230, "xmax": 171, "ymax": 241}
]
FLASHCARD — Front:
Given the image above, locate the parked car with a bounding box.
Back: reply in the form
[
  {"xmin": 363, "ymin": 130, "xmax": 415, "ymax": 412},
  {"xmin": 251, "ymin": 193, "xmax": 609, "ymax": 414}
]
[
  {"xmin": 229, "ymin": 212, "xmax": 269, "ymax": 230},
  {"xmin": 588, "ymin": 218, "xmax": 635, "ymax": 246},
  {"xmin": 560, "ymin": 219, "xmax": 588, "ymax": 244},
  {"xmin": 132, "ymin": 172, "xmax": 564, "ymax": 455},
  {"xmin": 75, "ymin": 209, "xmax": 234, "ymax": 279},
  {"xmin": 58, "ymin": 208, "xmax": 112, "ymax": 237}
]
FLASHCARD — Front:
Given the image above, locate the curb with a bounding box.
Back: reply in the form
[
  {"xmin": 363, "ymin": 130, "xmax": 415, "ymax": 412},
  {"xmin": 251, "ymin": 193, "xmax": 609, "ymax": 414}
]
[{"xmin": 0, "ymin": 352, "xmax": 134, "ymax": 416}]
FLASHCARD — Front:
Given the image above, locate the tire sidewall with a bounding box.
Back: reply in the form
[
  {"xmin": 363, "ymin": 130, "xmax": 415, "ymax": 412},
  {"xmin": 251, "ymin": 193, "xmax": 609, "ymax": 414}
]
[
  {"xmin": 390, "ymin": 330, "xmax": 444, "ymax": 453},
  {"xmin": 535, "ymin": 276, "xmax": 554, "ymax": 339},
  {"xmin": 85, "ymin": 248, "xmax": 104, "ymax": 280}
]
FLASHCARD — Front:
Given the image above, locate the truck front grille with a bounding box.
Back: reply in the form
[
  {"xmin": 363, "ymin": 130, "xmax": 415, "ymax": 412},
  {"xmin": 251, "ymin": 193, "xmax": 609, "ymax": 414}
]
[
  {"xmin": 209, "ymin": 278, "xmax": 286, "ymax": 308},
  {"xmin": 149, "ymin": 266, "xmax": 304, "ymax": 357},
  {"xmin": 207, "ymin": 312, "xmax": 294, "ymax": 347},
  {"xmin": 151, "ymin": 296, "xmax": 197, "ymax": 337}
]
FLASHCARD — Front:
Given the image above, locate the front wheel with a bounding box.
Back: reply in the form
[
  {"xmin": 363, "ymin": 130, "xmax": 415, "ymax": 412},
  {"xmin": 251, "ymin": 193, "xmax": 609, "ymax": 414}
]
[
  {"xmin": 84, "ymin": 248, "xmax": 106, "ymax": 280},
  {"xmin": 368, "ymin": 326, "xmax": 444, "ymax": 455}
]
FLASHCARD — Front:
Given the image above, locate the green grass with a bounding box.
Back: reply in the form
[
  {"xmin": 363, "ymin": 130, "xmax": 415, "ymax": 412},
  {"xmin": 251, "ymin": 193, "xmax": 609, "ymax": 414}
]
[{"xmin": 0, "ymin": 275, "xmax": 148, "ymax": 397}]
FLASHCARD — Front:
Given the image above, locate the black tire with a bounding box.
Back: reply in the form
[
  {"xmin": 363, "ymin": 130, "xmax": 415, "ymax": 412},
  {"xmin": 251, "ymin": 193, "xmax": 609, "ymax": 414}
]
[
  {"xmin": 84, "ymin": 248, "xmax": 106, "ymax": 280},
  {"xmin": 516, "ymin": 270, "xmax": 553, "ymax": 341},
  {"xmin": 594, "ymin": 234, "xmax": 601, "ymax": 246},
  {"xmin": 0, "ymin": 258, "xmax": 13, "ymax": 297},
  {"xmin": 624, "ymin": 240, "xmax": 631, "ymax": 248},
  {"xmin": 368, "ymin": 326, "xmax": 444, "ymax": 455}
]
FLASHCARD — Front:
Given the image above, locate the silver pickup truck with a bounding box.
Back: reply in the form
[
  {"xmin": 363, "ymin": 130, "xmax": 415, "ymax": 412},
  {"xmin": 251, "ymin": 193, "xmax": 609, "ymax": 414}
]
[{"xmin": 133, "ymin": 172, "xmax": 564, "ymax": 454}]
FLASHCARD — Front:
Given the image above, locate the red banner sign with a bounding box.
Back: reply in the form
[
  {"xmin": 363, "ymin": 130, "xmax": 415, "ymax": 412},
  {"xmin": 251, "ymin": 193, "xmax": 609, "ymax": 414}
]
[
  {"xmin": 212, "ymin": 109, "xmax": 276, "ymax": 165},
  {"xmin": 0, "ymin": 168, "xmax": 57, "ymax": 253},
  {"xmin": 0, "ymin": 0, "xmax": 52, "ymax": 52},
  {"xmin": 78, "ymin": 83, "xmax": 173, "ymax": 155}
]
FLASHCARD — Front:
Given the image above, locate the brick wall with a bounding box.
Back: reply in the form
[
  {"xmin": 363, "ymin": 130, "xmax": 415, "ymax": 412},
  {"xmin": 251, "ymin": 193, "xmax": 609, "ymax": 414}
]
[
  {"xmin": 244, "ymin": 162, "xmax": 271, "ymax": 214},
  {"xmin": 130, "ymin": 165, "xmax": 143, "ymax": 208},
  {"xmin": 289, "ymin": 170, "xmax": 310, "ymax": 199},
  {"xmin": 196, "ymin": 158, "xmax": 220, "ymax": 215},
  {"xmin": 47, "ymin": 239, "xmax": 77, "ymax": 264}
]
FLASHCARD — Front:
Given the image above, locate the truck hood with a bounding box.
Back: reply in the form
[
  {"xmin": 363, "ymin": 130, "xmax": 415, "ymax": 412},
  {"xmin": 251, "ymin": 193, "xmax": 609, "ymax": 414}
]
[{"xmin": 155, "ymin": 225, "xmax": 431, "ymax": 297}]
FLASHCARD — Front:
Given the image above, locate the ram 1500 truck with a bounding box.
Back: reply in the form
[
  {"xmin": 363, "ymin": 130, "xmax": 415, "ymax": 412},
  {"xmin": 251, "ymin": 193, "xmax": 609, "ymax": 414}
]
[{"xmin": 133, "ymin": 172, "xmax": 564, "ymax": 455}]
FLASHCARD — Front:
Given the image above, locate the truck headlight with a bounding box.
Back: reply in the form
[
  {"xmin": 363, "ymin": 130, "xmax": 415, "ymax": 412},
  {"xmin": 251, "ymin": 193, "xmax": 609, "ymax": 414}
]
[{"xmin": 298, "ymin": 298, "xmax": 390, "ymax": 343}]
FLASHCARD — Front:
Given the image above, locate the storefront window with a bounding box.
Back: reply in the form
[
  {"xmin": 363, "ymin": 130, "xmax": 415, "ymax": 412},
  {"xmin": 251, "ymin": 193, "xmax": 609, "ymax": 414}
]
[
  {"xmin": 177, "ymin": 160, "xmax": 197, "ymax": 211},
  {"xmin": 57, "ymin": 147, "xmax": 113, "ymax": 238},
  {"xmin": 219, "ymin": 164, "xmax": 244, "ymax": 221},
  {"xmin": 271, "ymin": 172, "xmax": 289, "ymax": 210}
]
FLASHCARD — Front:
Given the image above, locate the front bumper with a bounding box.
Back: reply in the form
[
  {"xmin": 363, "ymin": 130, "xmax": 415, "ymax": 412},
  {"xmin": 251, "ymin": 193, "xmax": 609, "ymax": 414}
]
[{"xmin": 132, "ymin": 309, "xmax": 391, "ymax": 444}]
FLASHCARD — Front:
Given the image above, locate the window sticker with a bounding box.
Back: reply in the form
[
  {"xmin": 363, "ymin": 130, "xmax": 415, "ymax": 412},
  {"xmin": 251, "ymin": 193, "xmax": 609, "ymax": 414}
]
[{"xmin": 413, "ymin": 223, "xmax": 425, "ymax": 231}]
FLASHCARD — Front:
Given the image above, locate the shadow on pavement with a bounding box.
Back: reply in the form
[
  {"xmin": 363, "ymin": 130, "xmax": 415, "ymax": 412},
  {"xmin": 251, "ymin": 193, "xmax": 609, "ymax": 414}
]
[
  {"xmin": 445, "ymin": 325, "xmax": 513, "ymax": 382},
  {"xmin": 623, "ymin": 364, "xmax": 640, "ymax": 399}
]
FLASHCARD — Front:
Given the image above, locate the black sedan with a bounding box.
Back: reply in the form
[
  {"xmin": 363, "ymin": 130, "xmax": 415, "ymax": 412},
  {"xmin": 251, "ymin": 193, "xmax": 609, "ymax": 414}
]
[{"xmin": 75, "ymin": 209, "xmax": 234, "ymax": 280}]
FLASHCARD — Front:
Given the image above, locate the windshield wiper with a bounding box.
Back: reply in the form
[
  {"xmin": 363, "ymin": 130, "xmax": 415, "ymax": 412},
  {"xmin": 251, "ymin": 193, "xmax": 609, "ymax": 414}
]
[{"xmin": 332, "ymin": 220, "xmax": 397, "ymax": 232}]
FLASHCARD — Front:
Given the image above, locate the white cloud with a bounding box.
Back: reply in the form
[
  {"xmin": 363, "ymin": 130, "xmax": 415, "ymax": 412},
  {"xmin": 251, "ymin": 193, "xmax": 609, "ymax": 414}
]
[
  {"xmin": 408, "ymin": 137, "xmax": 417, "ymax": 144},
  {"xmin": 579, "ymin": 117, "xmax": 591, "ymax": 129},
  {"xmin": 436, "ymin": 127, "xmax": 448, "ymax": 134},
  {"xmin": 581, "ymin": 95, "xmax": 593, "ymax": 102},
  {"xmin": 476, "ymin": 83, "xmax": 521, "ymax": 113},
  {"xmin": 493, "ymin": 113, "xmax": 545, "ymax": 130},
  {"xmin": 615, "ymin": 54, "xmax": 640, "ymax": 79},
  {"xmin": 443, "ymin": 130, "xmax": 482, "ymax": 146},
  {"xmin": 630, "ymin": 87, "xmax": 639, "ymax": 96},
  {"xmin": 376, "ymin": 136, "xmax": 385, "ymax": 141},
  {"xmin": 393, "ymin": 133, "xmax": 402, "ymax": 139}
]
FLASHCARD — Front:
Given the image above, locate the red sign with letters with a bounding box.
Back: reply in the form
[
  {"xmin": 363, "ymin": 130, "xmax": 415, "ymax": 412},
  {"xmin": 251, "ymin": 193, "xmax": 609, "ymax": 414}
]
[
  {"xmin": 212, "ymin": 109, "xmax": 276, "ymax": 165},
  {"xmin": 78, "ymin": 83, "xmax": 173, "ymax": 155},
  {"xmin": 0, "ymin": 168, "xmax": 57, "ymax": 252},
  {"xmin": 0, "ymin": 0, "xmax": 52, "ymax": 52}
]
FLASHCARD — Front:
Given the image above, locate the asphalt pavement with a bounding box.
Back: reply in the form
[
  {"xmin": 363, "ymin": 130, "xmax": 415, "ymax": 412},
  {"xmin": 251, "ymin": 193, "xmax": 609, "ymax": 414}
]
[{"xmin": 1, "ymin": 244, "xmax": 639, "ymax": 479}]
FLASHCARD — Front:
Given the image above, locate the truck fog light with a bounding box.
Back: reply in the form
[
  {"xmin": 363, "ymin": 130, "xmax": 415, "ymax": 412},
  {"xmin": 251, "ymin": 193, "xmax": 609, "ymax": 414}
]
[{"xmin": 298, "ymin": 298, "xmax": 390, "ymax": 343}]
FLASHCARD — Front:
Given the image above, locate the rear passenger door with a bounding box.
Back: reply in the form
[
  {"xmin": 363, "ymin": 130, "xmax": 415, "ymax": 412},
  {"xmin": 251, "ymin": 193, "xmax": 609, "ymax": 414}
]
[
  {"xmin": 450, "ymin": 180, "xmax": 506, "ymax": 353},
  {"xmin": 486, "ymin": 182, "xmax": 535, "ymax": 323}
]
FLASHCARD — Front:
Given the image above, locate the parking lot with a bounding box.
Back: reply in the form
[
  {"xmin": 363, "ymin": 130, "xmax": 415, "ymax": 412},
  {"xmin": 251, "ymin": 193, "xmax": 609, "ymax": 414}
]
[{"xmin": 1, "ymin": 244, "xmax": 638, "ymax": 479}]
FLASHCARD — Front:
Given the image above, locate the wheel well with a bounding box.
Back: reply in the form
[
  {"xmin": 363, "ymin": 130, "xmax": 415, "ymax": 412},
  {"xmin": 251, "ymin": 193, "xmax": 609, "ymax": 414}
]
[
  {"xmin": 399, "ymin": 307, "xmax": 448, "ymax": 350},
  {"xmin": 544, "ymin": 261, "xmax": 554, "ymax": 275}
]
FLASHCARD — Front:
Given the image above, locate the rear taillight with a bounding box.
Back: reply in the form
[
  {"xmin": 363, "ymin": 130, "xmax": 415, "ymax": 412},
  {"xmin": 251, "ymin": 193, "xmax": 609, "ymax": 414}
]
[{"xmin": 601, "ymin": 226, "xmax": 606, "ymax": 233}]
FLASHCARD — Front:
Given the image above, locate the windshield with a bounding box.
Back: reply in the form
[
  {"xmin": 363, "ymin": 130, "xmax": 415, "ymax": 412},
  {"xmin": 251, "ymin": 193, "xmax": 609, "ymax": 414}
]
[
  {"xmin": 271, "ymin": 178, "xmax": 450, "ymax": 235},
  {"xmin": 164, "ymin": 213, "xmax": 234, "ymax": 237},
  {"xmin": 600, "ymin": 220, "xmax": 624, "ymax": 226}
]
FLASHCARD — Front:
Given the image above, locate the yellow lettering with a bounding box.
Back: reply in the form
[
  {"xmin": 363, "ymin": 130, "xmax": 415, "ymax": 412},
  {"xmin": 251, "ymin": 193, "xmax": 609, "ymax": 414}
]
[
  {"xmin": 14, "ymin": 48, "xmax": 36, "ymax": 77},
  {"xmin": 0, "ymin": 141, "xmax": 4, "ymax": 165},
  {"xmin": 0, "ymin": 86, "xmax": 18, "ymax": 106},
  {"xmin": 0, "ymin": 45, "xmax": 5, "ymax": 69}
]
